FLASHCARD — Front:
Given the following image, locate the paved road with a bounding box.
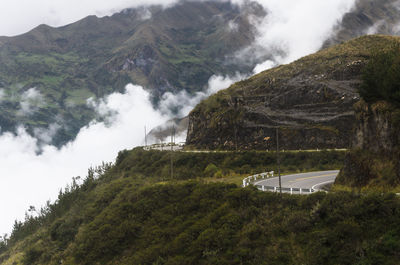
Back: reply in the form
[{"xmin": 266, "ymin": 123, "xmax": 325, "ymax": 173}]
[{"xmin": 254, "ymin": 170, "xmax": 339, "ymax": 191}]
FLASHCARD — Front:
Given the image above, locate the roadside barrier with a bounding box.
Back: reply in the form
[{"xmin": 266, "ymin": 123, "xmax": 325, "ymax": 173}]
[
  {"xmin": 242, "ymin": 171, "xmax": 274, "ymax": 187},
  {"xmin": 242, "ymin": 172, "xmax": 333, "ymax": 194},
  {"xmin": 254, "ymin": 185, "xmax": 315, "ymax": 194}
]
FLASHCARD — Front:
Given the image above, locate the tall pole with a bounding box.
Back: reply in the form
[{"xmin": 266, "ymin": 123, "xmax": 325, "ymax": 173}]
[
  {"xmin": 170, "ymin": 126, "xmax": 174, "ymax": 179},
  {"xmin": 144, "ymin": 126, "xmax": 147, "ymax": 148},
  {"xmin": 276, "ymin": 128, "xmax": 282, "ymax": 194}
]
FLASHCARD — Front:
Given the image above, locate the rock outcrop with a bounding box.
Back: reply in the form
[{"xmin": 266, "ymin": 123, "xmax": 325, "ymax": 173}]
[
  {"xmin": 336, "ymin": 100, "xmax": 400, "ymax": 188},
  {"xmin": 186, "ymin": 35, "xmax": 400, "ymax": 150}
]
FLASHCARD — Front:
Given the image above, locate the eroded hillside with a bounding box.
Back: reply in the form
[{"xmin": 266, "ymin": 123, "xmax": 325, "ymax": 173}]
[{"xmin": 186, "ymin": 35, "xmax": 400, "ymax": 150}]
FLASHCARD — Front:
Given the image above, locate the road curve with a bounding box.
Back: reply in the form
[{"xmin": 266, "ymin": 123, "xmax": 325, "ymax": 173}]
[{"xmin": 254, "ymin": 170, "xmax": 339, "ymax": 191}]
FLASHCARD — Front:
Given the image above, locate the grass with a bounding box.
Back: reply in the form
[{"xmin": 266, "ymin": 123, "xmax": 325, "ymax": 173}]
[{"xmin": 67, "ymin": 89, "xmax": 96, "ymax": 105}]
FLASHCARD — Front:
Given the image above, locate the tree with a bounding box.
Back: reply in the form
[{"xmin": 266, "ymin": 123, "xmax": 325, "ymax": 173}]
[{"xmin": 360, "ymin": 44, "xmax": 400, "ymax": 106}]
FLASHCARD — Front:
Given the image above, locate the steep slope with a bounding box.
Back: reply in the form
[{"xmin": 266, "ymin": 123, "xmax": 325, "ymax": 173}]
[
  {"xmin": 186, "ymin": 35, "xmax": 400, "ymax": 150},
  {"xmin": 336, "ymin": 45, "xmax": 400, "ymax": 190},
  {"xmin": 336, "ymin": 100, "xmax": 400, "ymax": 189},
  {"xmin": 0, "ymin": 148, "xmax": 398, "ymax": 265},
  {"xmin": 0, "ymin": 0, "xmax": 264, "ymax": 145}
]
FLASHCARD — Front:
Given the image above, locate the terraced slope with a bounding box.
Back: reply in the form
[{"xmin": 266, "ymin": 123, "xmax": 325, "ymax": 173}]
[{"xmin": 186, "ymin": 35, "xmax": 400, "ymax": 150}]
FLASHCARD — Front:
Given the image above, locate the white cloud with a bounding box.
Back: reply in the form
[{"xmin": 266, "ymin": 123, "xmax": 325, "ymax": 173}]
[
  {"xmin": 227, "ymin": 20, "xmax": 239, "ymax": 32},
  {"xmin": 18, "ymin": 88, "xmax": 45, "ymax": 116},
  {"xmin": 33, "ymin": 123, "xmax": 62, "ymax": 145},
  {"xmin": 365, "ymin": 20, "xmax": 385, "ymax": 35},
  {"xmin": 159, "ymin": 73, "xmax": 246, "ymax": 117},
  {"xmin": 0, "ymin": 74, "xmax": 246, "ymax": 236},
  {"xmin": 0, "ymin": 84, "xmax": 168, "ymax": 235},
  {"xmin": 236, "ymin": 0, "xmax": 356, "ymax": 73},
  {"xmin": 252, "ymin": 59, "xmax": 276, "ymax": 74}
]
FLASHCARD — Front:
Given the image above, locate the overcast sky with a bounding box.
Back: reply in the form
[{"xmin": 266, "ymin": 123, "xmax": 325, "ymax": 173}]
[
  {"xmin": 0, "ymin": 0, "xmax": 180, "ymax": 36},
  {"xmin": 0, "ymin": 0, "xmax": 357, "ymax": 236}
]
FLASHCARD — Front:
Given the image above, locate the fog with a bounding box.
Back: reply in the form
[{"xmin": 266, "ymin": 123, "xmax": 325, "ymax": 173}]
[
  {"xmin": 0, "ymin": 85, "xmax": 167, "ymax": 235},
  {"xmin": 237, "ymin": 0, "xmax": 356, "ymax": 73},
  {"xmin": 0, "ymin": 0, "xmax": 358, "ymax": 235},
  {"xmin": 0, "ymin": 73, "xmax": 244, "ymax": 235}
]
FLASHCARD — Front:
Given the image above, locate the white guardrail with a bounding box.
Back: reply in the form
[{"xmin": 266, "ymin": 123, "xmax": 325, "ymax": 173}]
[
  {"xmin": 242, "ymin": 171, "xmax": 275, "ymax": 187},
  {"xmin": 243, "ymin": 171, "xmax": 322, "ymax": 194}
]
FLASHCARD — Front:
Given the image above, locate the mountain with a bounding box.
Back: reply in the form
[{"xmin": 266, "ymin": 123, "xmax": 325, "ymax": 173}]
[
  {"xmin": 186, "ymin": 35, "xmax": 399, "ymax": 150},
  {"xmin": 325, "ymin": 0, "xmax": 400, "ymax": 46},
  {"xmin": 0, "ymin": 0, "xmax": 265, "ymax": 146}
]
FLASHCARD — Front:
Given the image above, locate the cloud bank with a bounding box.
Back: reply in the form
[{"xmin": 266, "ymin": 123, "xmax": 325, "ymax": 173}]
[
  {"xmin": 0, "ymin": 75, "xmax": 239, "ymax": 235},
  {"xmin": 0, "ymin": 85, "xmax": 167, "ymax": 235},
  {"xmin": 238, "ymin": 0, "xmax": 356, "ymax": 73},
  {"xmin": 159, "ymin": 73, "xmax": 246, "ymax": 118}
]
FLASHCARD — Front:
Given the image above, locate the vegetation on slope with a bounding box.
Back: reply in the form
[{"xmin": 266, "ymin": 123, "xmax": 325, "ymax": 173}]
[
  {"xmin": 360, "ymin": 44, "xmax": 400, "ymax": 105},
  {"xmin": 0, "ymin": 148, "xmax": 347, "ymax": 264},
  {"xmin": 187, "ymin": 35, "xmax": 400, "ymax": 150},
  {"xmin": 336, "ymin": 44, "xmax": 400, "ymax": 190}
]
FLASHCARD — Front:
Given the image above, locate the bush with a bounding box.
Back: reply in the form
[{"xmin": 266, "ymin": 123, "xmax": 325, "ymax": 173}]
[
  {"xmin": 360, "ymin": 44, "xmax": 400, "ymax": 105},
  {"xmin": 204, "ymin": 163, "xmax": 219, "ymax": 178}
]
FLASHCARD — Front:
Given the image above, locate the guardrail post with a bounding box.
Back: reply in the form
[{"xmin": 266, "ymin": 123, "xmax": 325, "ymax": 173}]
[
  {"xmin": 299, "ymin": 188, "xmax": 302, "ymax": 194},
  {"xmin": 262, "ymin": 186, "xmax": 265, "ymax": 191},
  {"xmin": 274, "ymin": 187, "xmax": 276, "ymax": 192},
  {"xmin": 290, "ymin": 188, "xmax": 293, "ymax": 195}
]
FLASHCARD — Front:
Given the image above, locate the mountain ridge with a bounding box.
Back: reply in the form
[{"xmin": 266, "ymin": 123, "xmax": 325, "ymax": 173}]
[{"xmin": 0, "ymin": 0, "xmax": 264, "ymax": 145}]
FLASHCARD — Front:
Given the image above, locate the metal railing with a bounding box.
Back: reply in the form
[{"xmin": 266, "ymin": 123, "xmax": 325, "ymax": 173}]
[
  {"xmin": 242, "ymin": 171, "xmax": 274, "ymax": 187},
  {"xmin": 242, "ymin": 171, "xmax": 330, "ymax": 194},
  {"xmin": 143, "ymin": 142, "xmax": 185, "ymax": 151},
  {"xmin": 254, "ymin": 185, "xmax": 315, "ymax": 194}
]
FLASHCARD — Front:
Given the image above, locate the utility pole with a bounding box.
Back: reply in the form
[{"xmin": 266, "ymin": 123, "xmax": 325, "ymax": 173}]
[
  {"xmin": 276, "ymin": 127, "xmax": 282, "ymax": 195},
  {"xmin": 170, "ymin": 126, "xmax": 174, "ymax": 179},
  {"xmin": 144, "ymin": 126, "xmax": 147, "ymax": 148}
]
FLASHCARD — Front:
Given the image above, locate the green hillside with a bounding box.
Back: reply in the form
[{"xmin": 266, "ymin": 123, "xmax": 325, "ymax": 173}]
[
  {"xmin": 335, "ymin": 44, "xmax": 400, "ymax": 191},
  {"xmin": 2, "ymin": 148, "xmax": 400, "ymax": 265}
]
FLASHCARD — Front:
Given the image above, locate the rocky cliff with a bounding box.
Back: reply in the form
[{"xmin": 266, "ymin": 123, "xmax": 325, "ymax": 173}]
[
  {"xmin": 186, "ymin": 35, "xmax": 400, "ymax": 150},
  {"xmin": 336, "ymin": 98, "xmax": 400, "ymax": 189}
]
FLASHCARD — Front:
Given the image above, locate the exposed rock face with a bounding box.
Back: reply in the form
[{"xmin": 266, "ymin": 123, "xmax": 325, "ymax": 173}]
[
  {"xmin": 186, "ymin": 35, "xmax": 400, "ymax": 150},
  {"xmin": 336, "ymin": 101, "xmax": 400, "ymax": 187},
  {"xmin": 352, "ymin": 101, "xmax": 399, "ymax": 153}
]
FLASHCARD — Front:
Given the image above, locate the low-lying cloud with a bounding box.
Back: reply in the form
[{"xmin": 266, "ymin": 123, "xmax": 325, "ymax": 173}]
[
  {"xmin": 0, "ymin": 84, "xmax": 167, "ymax": 235},
  {"xmin": 0, "ymin": 75, "xmax": 243, "ymax": 235},
  {"xmin": 235, "ymin": 0, "xmax": 356, "ymax": 73},
  {"xmin": 159, "ymin": 73, "xmax": 246, "ymax": 118},
  {"xmin": 18, "ymin": 87, "xmax": 44, "ymax": 116}
]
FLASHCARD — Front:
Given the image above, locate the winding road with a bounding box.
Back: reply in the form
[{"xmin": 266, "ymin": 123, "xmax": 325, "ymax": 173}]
[{"xmin": 254, "ymin": 170, "xmax": 339, "ymax": 193}]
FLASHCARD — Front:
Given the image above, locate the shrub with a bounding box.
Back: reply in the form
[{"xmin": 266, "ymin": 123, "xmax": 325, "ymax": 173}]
[{"xmin": 360, "ymin": 44, "xmax": 400, "ymax": 105}]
